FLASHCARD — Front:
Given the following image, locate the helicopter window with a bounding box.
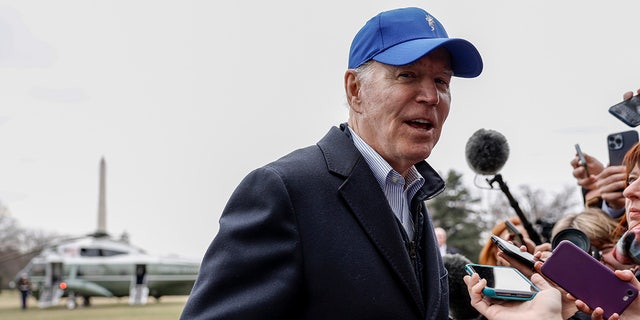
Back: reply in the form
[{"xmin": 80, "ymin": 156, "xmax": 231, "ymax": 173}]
[
  {"xmin": 80, "ymin": 248, "xmax": 101, "ymax": 257},
  {"xmin": 101, "ymin": 249, "xmax": 125, "ymax": 256},
  {"xmin": 79, "ymin": 248, "xmax": 126, "ymax": 257}
]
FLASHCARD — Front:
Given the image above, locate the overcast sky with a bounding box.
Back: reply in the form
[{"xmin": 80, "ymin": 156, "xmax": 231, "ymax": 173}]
[{"xmin": 1, "ymin": 1, "xmax": 640, "ymax": 259}]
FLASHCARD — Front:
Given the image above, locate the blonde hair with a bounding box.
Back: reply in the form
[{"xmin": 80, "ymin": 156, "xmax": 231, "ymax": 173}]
[{"xmin": 550, "ymin": 207, "xmax": 617, "ymax": 249}]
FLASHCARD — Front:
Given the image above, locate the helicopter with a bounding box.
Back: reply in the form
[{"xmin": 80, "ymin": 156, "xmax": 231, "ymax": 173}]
[{"xmin": 15, "ymin": 157, "xmax": 200, "ymax": 309}]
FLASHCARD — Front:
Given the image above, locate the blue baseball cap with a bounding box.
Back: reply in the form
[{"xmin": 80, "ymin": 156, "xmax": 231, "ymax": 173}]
[{"xmin": 348, "ymin": 7, "xmax": 483, "ymax": 78}]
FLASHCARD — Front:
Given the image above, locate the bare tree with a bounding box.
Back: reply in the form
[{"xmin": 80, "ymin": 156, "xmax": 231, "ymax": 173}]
[
  {"xmin": 478, "ymin": 183, "xmax": 582, "ymax": 243},
  {"xmin": 0, "ymin": 202, "xmax": 63, "ymax": 288}
]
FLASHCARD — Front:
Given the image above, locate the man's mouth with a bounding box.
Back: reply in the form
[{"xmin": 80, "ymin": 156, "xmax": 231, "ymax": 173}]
[{"xmin": 406, "ymin": 119, "xmax": 433, "ymax": 130}]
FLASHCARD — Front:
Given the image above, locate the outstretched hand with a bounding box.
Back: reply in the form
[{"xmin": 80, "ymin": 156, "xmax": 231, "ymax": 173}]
[{"xmin": 464, "ymin": 272, "xmax": 563, "ymax": 320}]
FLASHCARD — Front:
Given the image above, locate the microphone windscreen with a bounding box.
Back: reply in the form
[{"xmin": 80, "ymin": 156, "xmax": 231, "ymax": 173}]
[
  {"xmin": 465, "ymin": 129, "xmax": 510, "ymax": 175},
  {"xmin": 443, "ymin": 253, "xmax": 481, "ymax": 320}
]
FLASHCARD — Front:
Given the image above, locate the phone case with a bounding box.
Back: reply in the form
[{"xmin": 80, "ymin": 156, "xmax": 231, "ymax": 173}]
[
  {"xmin": 541, "ymin": 240, "xmax": 638, "ymax": 318},
  {"xmin": 608, "ymin": 130, "xmax": 639, "ymax": 166},
  {"xmin": 464, "ymin": 264, "xmax": 538, "ymax": 301},
  {"xmin": 491, "ymin": 234, "xmax": 535, "ymax": 269},
  {"xmin": 504, "ymin": 220, "xmax": 524, "ymax": 247},
  {"xmin": 609, "ymin": 96, "xmax": 640, "ymax": 127}
]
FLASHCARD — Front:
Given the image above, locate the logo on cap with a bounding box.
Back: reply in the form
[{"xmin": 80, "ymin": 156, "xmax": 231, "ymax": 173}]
[{"xmin": 426, "ymin": 15, "xmax": 435, "ymax": 31}]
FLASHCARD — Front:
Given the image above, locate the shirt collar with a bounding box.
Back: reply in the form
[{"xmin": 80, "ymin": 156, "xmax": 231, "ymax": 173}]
[{"xmin": 348, "ymin": 127, "xmax": 424, "ymax": 190}]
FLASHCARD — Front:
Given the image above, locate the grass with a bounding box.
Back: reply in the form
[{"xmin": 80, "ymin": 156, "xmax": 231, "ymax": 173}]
[{"xmin": 0, "ymin": 289, "xmax": 189, "ymax": 320}]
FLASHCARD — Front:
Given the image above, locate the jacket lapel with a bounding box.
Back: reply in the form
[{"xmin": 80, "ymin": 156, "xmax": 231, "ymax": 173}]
[{"xmin": 317, "ymin": 125, "xmax": 425, "ymax": 315}]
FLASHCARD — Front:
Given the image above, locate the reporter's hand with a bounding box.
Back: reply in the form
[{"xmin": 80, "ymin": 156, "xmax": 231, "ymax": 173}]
[
  {"xmin": 495, "ymin": 240, "xmax": 551, "ymax": 278},
  {"xmin": 596, "ymin": 165, "xmax": 626, "ymax": 210},
  {"xmin": 622, "ymin": 89, "xmax": 640, "ymax": 101},
  {"xmin": 531, "ymin": 260, "xmax": 580, "ymax": 319},
  {"xmin": 464, "ymin": 272, "xmax": 563, "ymax": 320},
  {"xmin": 571, "ymin": 152, "xmax": 604, "ymax": 190}
]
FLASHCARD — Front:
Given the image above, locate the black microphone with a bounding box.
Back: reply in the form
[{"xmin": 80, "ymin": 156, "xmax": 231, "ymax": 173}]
[
  {"xmin": 465, "ymin": 128, "xmax": 510, "ymax": 176},
  {"xmin": 442, "ymin": 253, "xmax": 482, "ymax": 320},
  {"xmin": 465, "ymin": 129, "xmax": 543, "ymax": 245}
]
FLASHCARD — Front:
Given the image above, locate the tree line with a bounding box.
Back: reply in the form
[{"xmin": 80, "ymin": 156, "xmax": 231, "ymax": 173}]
[
  {"xmin": 0, "ymin": 204, "xmax": 61, "ymax": 290},
  {"xmin": 427, "ymin": 169, "xmax": 582, "ymax": 263},
  {"xmin": 0, "ymin": 169, "xmax": 582, "ymax": 288}
]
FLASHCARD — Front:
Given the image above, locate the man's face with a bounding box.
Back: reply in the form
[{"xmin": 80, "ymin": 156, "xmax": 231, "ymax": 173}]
[{"xmin": 348, "ymin": 47, "xmax": 452, "ymax": 175}]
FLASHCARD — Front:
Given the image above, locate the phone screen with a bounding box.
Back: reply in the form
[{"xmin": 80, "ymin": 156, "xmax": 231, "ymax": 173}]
[{"xmin": 465, "ymin": 264, "xmax": 538, "ymax": 300}]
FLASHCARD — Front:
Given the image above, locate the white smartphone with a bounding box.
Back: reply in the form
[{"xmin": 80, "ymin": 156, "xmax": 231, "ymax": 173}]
[{"xmin": 465, "ymin": 263, "xmax": 539, "ymax": 301}]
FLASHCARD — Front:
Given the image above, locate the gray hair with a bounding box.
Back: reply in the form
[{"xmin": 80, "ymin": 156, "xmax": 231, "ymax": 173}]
[{"xmin": 353, "ymin": 61, "xmax": 374, "ymax": 83}]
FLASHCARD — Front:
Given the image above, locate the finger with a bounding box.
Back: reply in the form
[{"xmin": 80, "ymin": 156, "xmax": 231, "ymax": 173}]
[
  {"xmin": 522, "ymin": 237, "xmax": 536, "ymax": 254},
  {"xmin": 533, "ymin": 260, "xmax": 544, "ymax": 273},
  {"xmin": 573, "ymin": 165, "xmax": 586, "ymax": 179},
  {"xmin": 464, "ymin": 274, "xmax": 484, "ymax": 305},
  {"xmin": 473, "ymin": 278, "xmax": 487, "ymax": 294},
  {"xmin": 571, "ymin": 156, "xmax": 580, "ymax": 168},
  {"xmin": 575, "ymin": 299, "xmax": 594, "ymax": 314},
  {"xmin": 606, "ymin": 314, "xmax": 620, "ymax": 320},
  {"xmin": 529, "ymin": 273, "xmax": 551, "ymax": 290},
  {"xmin": 623, "ymin": 91, "xmax": 634, "ymax": 100},
  {"xmin": 613, "ymin": 269, "xmax": 637, "ymax": 282},
  {"xmin": 534, "ymin": 242, "xmax": 552, "ymax": 253}
]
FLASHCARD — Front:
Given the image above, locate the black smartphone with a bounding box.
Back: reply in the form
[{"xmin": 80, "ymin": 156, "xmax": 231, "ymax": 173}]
[
  {"xmin": 504, "ymin": 220, "xmax": 524, "ymax": 247},
  {"xmin": 574, "ymin": 143, "xmax": 590, "ymax": 177},
  {"xmin": 490, "ymin": 234, "xmax": 536, "ymax": 269},
  {"xmin": 607, "ymin": 130, "xmax": 639, "ymax": 166},
  {"xmin": 464, "ymin": 263, "xmax": 539, "ymax": 301},
  {"xmin": 609, "ymin": 95, "xmax": 640, "ymax": 127}
]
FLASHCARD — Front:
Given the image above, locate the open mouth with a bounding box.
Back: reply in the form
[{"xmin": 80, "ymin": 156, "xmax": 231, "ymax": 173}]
[{"xmin": 406, "ymin": 119, "xmax": 434, "ymax": 130}]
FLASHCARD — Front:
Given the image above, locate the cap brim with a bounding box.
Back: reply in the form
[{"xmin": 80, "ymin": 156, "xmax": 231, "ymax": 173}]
[{"xmin": 372, "ymin": 38, "xmax": 483, "ymax": 78}]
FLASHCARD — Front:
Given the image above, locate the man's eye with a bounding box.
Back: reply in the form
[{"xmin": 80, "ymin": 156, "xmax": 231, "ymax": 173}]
[{"xmin": 398, "ymin": 72, "xmax": 415, "ymax": 78}]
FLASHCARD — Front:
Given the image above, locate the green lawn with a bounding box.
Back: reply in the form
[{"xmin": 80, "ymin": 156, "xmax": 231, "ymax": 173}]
[{"xmin": 0, "ymin": 289, "xmax": 188, "ymax": 320}]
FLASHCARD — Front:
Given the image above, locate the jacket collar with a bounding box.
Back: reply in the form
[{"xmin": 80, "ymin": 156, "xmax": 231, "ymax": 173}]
[
  {"xmin": 320, "ymin": 123, "xmax": 445, "ymax": 199},
  {"xmin": 317, "ymin": 123, "xmax": 447, "ymax": 317}
]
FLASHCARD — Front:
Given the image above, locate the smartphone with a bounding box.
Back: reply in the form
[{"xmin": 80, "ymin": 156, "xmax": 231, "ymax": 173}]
[
  {"xmin": 504, "ymin": 220, "xmax": 525, "ymax": 247},
  {"xmin": 609, "ymin": 95, "xmax": 640, "ymax": 127},
  {"xmin": 464, "ymin": 264, "xmax": 539, "ymax": 301},
  {"xmin": 541, "ymin": 240, "xmax": 639, "ymax": 318},
  {"xmin": 607, "ymin": 130, "xmax": 639, "ymax": 166},
  {"xmin": 574, "ymin": 143, "xmax": 590, "ymax": 177},
  {"xmin": 490, "ymin": 234, "xmax": 536, "ymax": 269}
]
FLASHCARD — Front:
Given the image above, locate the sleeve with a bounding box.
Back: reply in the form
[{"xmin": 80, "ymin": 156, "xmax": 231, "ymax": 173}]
[
  {"xmin": 180, "ymin": 166, "xmax": 303, "ymax": 320},
  {"xmin": 601, "ymin": 201, "xmax": 625, "ymax": 219}
]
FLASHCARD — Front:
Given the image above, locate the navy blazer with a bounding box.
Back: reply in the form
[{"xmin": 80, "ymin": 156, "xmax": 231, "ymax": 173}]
[{"xmin": 181, "ymin": 124, "xmax": 449, "ymax": 319}]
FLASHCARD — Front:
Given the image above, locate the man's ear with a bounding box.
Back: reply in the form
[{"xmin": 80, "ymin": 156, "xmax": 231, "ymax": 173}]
[{"xmin": 344, "ymin": 70, "xmax": 362, "ymax": 112}]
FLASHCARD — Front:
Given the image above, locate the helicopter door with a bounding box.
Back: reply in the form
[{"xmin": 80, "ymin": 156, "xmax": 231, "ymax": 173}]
[
  {"xmin": 38, "ymin": 262, "xmax": 64, "ymax": 308},
  {"xmin": 129, "ymin": 264, "xmax": 149, "ymax": 305}
]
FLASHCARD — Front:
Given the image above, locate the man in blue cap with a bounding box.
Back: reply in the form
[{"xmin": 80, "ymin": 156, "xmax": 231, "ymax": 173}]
[{"xmin": 181, "ymin": 7, "xmax": 482, "ymax": 319}]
